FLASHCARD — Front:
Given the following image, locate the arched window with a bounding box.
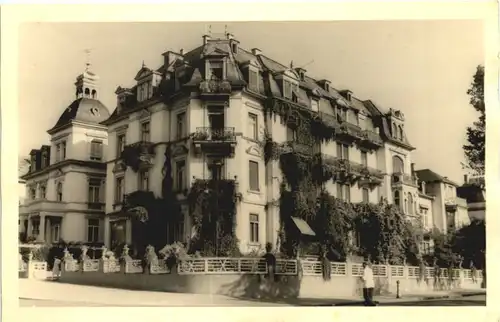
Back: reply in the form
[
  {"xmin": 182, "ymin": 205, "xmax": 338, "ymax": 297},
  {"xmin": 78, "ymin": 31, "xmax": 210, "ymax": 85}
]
[
  {"xmin": 91, "ymin": 89, "xmax": 97, "ymax": 99},
  {"xmin": 392, "ymin": 155, "xmax": 404, "ymax": 174},
  {"xmin": 84, "ymin": 88, "xmax": 90, "ymax": 98},
  {"xmin": 56, "ymin": 182, "xmax": 63, "ymax": 202},
  {"xmin": 407, "ymin": 194, "xmax": 413, "ymax": 215},
  {"xmin": 398, "ymin": 125, "xmax": 404, "ymax": 140},
  {"xmin": 394, "ymin": 190, "xmax": 400, "ymax": 208}
]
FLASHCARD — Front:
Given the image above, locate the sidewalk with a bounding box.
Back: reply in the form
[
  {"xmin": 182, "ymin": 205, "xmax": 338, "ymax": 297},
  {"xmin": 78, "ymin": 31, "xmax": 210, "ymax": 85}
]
[{"xmin": 19, "ymin": 279, "xmax": 288, "ymax": 307}]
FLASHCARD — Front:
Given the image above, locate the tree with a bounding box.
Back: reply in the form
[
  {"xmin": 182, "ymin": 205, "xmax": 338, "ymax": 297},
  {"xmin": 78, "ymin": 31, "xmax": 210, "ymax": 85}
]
[
  {"xmin": 452, "ymin": 219, "xmax": 485, "ymax": 269},
  {"xmin": 463, "ymin": 65, "xmax": 485, "ymax": 176}
]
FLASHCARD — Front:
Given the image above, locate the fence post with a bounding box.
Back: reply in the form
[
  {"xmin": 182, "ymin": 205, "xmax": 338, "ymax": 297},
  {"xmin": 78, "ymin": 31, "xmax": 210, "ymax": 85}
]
[
  {"xmin": 346, "ymin": 260, "xmax": 352, "ymax": 277},
  {"xmin": 27, "ymin": 252, "xmax": 34, "ymax": 279}
]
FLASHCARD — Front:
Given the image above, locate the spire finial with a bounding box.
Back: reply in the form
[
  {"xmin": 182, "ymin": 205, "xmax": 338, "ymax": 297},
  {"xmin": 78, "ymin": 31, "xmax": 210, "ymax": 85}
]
[
  {"xmin": 142, "ymin": 60, "xmax": 145, "ymax": 68},
  {"xmin": 84, "ymin": 48, "xmax": 92, "ymax": 72}
]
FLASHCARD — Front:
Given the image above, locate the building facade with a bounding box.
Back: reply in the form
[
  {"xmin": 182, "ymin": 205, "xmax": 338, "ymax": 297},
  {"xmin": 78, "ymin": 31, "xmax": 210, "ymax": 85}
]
[
  {"xmin": 457, "ymin": 175, "xmax": 485, "ymax": 221},
  {"xmin": 19, "ymin": 67, "xmax": 110, "ymax": 244},
  {"xmin": 99, "ymin": 33, "xmax": 449, "ymax": 254}
]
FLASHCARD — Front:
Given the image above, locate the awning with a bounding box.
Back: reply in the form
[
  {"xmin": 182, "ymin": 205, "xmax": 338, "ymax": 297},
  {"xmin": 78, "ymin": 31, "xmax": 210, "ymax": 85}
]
[{"xmin": 291, "ymin": 217, "xmax": 316, "ymax": 236}]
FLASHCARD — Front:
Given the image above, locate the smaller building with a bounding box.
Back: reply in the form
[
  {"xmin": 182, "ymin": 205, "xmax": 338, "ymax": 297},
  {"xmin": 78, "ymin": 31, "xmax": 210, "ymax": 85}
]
[
  {"xmin": 19, "ymin": 66, "xmax": 110, "ymax": 244},
  {"xmin": 415, "ymin": 169, "xmax": 470, "ymax": 235},
  {"xmin": 457, "ymin": 175, "xmax": 485, "ymax": 221}
]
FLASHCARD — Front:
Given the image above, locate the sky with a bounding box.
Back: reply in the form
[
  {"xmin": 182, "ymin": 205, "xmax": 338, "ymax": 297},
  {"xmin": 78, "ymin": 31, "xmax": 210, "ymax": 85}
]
[{"xmin": 18, "ymin": 21, "xmax": 483, "ymax": 184}]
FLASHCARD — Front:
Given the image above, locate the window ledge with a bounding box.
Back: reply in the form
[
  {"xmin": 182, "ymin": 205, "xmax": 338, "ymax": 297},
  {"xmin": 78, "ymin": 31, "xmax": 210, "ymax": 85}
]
[{"xmin": 247, "ymin": 189, "xmax": 262, "ymax": 196}]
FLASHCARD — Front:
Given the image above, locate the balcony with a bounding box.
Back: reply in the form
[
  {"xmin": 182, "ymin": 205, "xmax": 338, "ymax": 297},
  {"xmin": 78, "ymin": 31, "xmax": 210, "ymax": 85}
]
[
  {"xmin": 278, "ymin": 141, "xmax": 314, "ymax": 156},
  {"xmin": 87, "ymin": 202, "xmax": 105, "ymax": 211},
  {"xmin": 391, "ymin": 172, "xmax": 418, "ymax": 188},
  {"xmin": 192, "ymin": 127, "xmax": 237, "ymax": 156},
  {"xmin": 358, "ymin": 130, "xmax": 383, "ymax": 150},
  {"xmin": 121, "ymin": 141, "xmax": 156, "ymax": 172},
  {"xmin": 315, "ymin": 154, "xmax": 383, "ymax": 187},
  {"xmin": 445, "ymin": 197, "xmax": 468, "ymax": 212},
  {"xmin": 336, "ymin": 122, "xmax": 363, "ymax": 143},
  {"xmin": 190, "ymin": 177, "xmax": 242, "ymax": 205},
  {"xmin": 199, "ymin": 79, "xmax": 232, "ymax": 102}
]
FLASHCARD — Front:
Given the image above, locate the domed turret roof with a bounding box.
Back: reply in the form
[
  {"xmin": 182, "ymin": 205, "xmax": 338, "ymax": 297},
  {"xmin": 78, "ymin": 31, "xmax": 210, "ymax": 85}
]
[{"xmin": 48, "ymin": 98, "xmax": 110, "ymax": 134}]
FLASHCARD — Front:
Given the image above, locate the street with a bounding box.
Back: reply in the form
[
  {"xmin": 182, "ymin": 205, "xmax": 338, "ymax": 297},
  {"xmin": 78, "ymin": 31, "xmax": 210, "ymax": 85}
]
[{"xmin": 19, "ymin": 279, "xmax": 485, "ymax": 307}]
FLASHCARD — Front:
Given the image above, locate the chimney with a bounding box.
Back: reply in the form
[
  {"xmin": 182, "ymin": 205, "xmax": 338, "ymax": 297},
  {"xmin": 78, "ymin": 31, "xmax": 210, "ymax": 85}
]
[
  {"xmin": 180, "ymin": 48, "xmax": 184, "ymax": 56},
  {"xmin": 203, "ymin": 34, "xmax": 211, "ymax": 45},
  {"xmin": 464, "ymin": 174, "xmax": 468, "ymax": 184},
  {"xmin": 410, "ymin": 163, "xmax": 415, "ymax": 175},
  {"xmin": 226, "ymin": 33, "xmax": 235, "ymax": 40},
  {"xmin": 251, "ymin": 48, "xmax": 262, "ymax": 56}
]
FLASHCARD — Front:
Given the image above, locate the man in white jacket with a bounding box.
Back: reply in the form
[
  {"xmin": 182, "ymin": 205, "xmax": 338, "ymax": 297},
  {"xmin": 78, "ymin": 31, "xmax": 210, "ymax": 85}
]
[{"xmin": 362, "ymin": 261, "xmax": 376, "ymax": 306}]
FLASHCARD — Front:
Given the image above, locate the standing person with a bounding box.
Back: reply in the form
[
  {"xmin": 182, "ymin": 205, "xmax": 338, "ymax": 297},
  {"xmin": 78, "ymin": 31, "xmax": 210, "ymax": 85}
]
[
  {"xmin": 470, "ymin": 260, "xmax": 477, "ymax": 284},
  {"xmin": 362, "ymin": 261, "xmax": 375, "ymax": 306},
  {"xmin": 262, "ymin": 242, "xmax": 276, "ymax": 281}
]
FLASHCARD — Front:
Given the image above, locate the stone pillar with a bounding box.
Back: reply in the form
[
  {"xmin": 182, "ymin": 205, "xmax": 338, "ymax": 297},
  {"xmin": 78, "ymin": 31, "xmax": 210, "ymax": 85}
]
[
  {"xmin": 125, "ymin": 219, "xmax": 132, "ymax": 245},
  {"xmin": 46, "ymin": 217, "xmax": 52, "ymax": 243},
  {"xmin": 104, "ymin": 216, "xmax": 111, "ymax": 248},
  {"xmin": 38, "ymin": 214, "xmax": 46, "ymax": 242},
  {"xmin": 27, "ymin": 216, "xmax": 33, "ymax": 238},
  {"xmin": 19, "ymin": 216, "xmax": 26, "ymax": 233}
]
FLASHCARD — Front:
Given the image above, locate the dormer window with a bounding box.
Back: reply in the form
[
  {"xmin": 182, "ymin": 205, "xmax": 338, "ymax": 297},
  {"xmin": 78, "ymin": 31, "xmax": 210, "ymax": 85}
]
[
  {"xmin": 249, "ymin": 69, "xmax": 259, "ymax": 92},
  {"xmin": 208, "ymin": 60, "xmax": 224, "ymax": 80},
  {"xmin": 398, "ymin": 125, "xmax": 404, "ymax": 140},
  {"xmin": 231, "ymin": 43, "xmax": 238, "ymax": 54},
  {"xmin": 283, "ymin": 80, "xmax": 292, "ymax": 99},
  {"xmin": 137, "ymin": 81, "xmax": 152, "ymax": 102},
  {"xmin": 311, "ymin": 99, "xmax": 319, "ymax": 113}
]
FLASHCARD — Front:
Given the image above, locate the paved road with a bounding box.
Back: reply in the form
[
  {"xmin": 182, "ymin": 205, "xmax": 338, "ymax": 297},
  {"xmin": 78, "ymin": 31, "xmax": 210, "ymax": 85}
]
[{"xmin": 383, "ymin": 294, "xmax": 485, "ymax": 306}]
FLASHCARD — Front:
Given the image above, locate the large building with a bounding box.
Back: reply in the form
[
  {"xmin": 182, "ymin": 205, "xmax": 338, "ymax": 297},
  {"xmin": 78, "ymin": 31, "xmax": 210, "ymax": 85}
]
[
  {"xmin": 19, "ymin": 66, "xmax": 110, "ymax": 244},
  {"xmin": 19, "ymin": 32, "xmax": 470, "ymax": 254}
]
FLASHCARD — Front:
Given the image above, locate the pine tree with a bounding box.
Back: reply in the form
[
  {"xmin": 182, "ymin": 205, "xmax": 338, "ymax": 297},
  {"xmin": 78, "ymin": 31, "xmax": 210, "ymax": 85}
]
[{"xmin": 463, "ymin": 65, "xmax": 485, "ymax": 176}]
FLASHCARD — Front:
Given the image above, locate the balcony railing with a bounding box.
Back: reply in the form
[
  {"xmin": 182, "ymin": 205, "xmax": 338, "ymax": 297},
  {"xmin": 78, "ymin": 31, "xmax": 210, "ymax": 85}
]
[
  {"xmin": 192, "ymin": 127, "xmax": 236, "ymax": 142},
  {"xmin": 121, "ymin": 141, "xmax": 156, "ymax": 172},
  {"xmin": 359, "ymin": 130, "xmax": 383, "ymax": 148},
  {"xmin": 391, "ymin": 172, "xmax": 418, "ymax": 187},
  {"xmin": 87, "ymin": 202, "xmax": 105, "ymax": 211},
  {"xmin": 199, "ymin": 79, "xmax": 232, "ymax": 100},
  {"xmin": 445, "ymin": 197, "xmax": 468, "ymax": 208}
]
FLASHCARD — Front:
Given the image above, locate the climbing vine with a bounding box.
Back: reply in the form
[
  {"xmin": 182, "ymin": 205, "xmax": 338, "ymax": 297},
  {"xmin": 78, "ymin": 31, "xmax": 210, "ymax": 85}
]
[{"xmin": 187, "ymin": 178, "xmax": 240, "ymax": 256}]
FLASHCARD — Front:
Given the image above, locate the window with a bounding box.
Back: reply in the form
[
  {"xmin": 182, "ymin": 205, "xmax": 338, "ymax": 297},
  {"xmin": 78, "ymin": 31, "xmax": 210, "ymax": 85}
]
[
  {"xmin": 398, "ymin": 126, "xmax": 404, "ymax": 140},
  {"xmin": 141, "ymin": 122, "xmax": 151, "ymax": 142},
  {"xmin": 29, "ymin": 186, "xmax": 36, "ymax": 200},
  {"xmin": 40, "ymin": 185, "xmax": 46, "ymax": 199},
  {"xmin": 61, "ymin": 141, "xmax": 66, "ymax": 160},
  {"xmin": 32, "ymin": 222, "xmax": 40, "ymax": 236},
  {"xmin": 138, "ymin": 84, "xmax": 145, "ymax": 102},
  {"xmin": 51, "ymin": 224, "xmax": 60, "ymax": 243},
  {"xmin": 407, "ymin": 194, "xmax": 414, "ymax": 215},
  {"xmin": 362, "ymin": 188, "xmax": 369, "ymax": 203},
  {"xmin": 392, "ymin": 123, "xmax": 397, "ymax": 138},
  {"xmin": 55, "ymin": 144, "xmax": 61, "ymax": 162},
  {"xmin": 249, "ymin": 161, "xmax": 259, "ymax": 191},
  {"xmin": 248, "ymin": 113, "xmax": 258, "ymax": 140},
  {"xmin": 88, "ymin": 179, "xmax": 101, "ymax": 203},
  {"xmin": 394, "ymin": 190, "xmax": 401, "ymax": 208},
  {"xmin": 361, "ymin": 151, "xmax": 368, "ymax": 167},
  {"xmin": 175, "ymin": 160, "xmax": 186, "ymax": 191},
  {"xmin": 392, "ymin": 155, "xmax": 404, "ymax": 174},
  {"xmin": 41, "ymin": 152, "xmax": 48, "ymax": 168},
  {"xmin": 421, "ymin": 207, "xmax": 429, "ymax": 228},
  {"xmin": 87, "ymin": 219, "xmax": 99, "ymax": 243},
  {"xmin": 311, "ymin": 99, "xmax": 319, "ymax": 113},
  {"xmin": 336, "ymin": 183, "xmax": 351, "ymax": 201},
  {"xmin": 90, "ymin": 140, "xmax": 103, "ymax": 161},
  {"xmin": 176, "ymin": 112, "xmax": 185, "ymax": 139},
  {"xmin": 115, "ymin": 177, "xmax": 124, "ymax": 203},
  {"xmin": 336, "ymin": 143, "xmax": 349, "ymax": 160},
  {"xmin": 208, "ymin": 61, "xmax": 224, "ymax": 80},
  {"xmin": 249, "ymin": 214, "xmax": 259, "ymax": 243},
  {"xmin": 116, "ymin": 134, "xmax": 126, "ymax": 157},
  {"xmin": 286, "ymin": 127, "xmax": 297, "ymax": 141},
  {"xmin": 249, "ymin": 70, "xmax": 259, "ymax": 92},
  {"xmin": 139, "ymin": 170, "xmax": 149, "ymax": 191},
  {"xmin": 56, "ymin": 182, "xmax": 63, "ymax": 202},
  {"xmin": 283, "ymin": 80, "xmax": 292, "ymax": 99}
]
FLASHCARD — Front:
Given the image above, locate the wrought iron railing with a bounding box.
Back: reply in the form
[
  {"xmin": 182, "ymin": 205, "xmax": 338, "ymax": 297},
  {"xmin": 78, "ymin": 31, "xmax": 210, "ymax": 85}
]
[
  {"xmin": 391, "ymin": 172, "xmax": 418, "ymax": 187},
  {"xmin": 199, "ymin": 79, "xmax": 232, "ymax": 94},
  {"xmin": 193, "ymin": 127, "xmax": 236, "ymax": 142}
]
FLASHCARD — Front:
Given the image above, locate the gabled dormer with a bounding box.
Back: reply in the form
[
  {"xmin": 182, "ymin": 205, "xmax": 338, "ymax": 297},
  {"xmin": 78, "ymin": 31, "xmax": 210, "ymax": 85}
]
[
  {"xmin": 241, "ymin": 50, "xmax": 263, "ymax": 93},
  {"xmin": 134, "ymin": 63, "xmax": 162, "ymax": 103},
  {"xmin": 317, "ymin": 79, "xmax": 331, "ymax": 93},
  {"xmin": 387, "ymin": 108, "xmax": 406, "ymax": 141},
  {"xmin": 29, "ymin": 149, "xmax": 41, "ymax": 173},
  {"xmin": 274, "ymin": 67, "xmax": 299, "ymax": 101},
  {"xmin": 339, "ymin": 89, "xmax": 352, "ymax": 102},
  {"xmin": 295, "ymin": 67, "xmax": 307, "ymax": 82},
  {"xmin": 40, "ymin": 145, "xmax": 51, "ymax": 169},
  {"xmin": 115, "ymin": 86, "xmax": 134, "ymax": 114}
]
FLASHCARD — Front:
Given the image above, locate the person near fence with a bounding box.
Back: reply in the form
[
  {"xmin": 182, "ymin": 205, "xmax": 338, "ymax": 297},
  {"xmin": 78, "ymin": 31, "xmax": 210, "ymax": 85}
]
[
  {"xmin": 362, "ymin": 261, "xmax": 376, "ymax": 306},
  {"xmin": 470, "ymin": 261, "xmax": 477, "ymax": 284},
  {"xmin": 433, "ymin": 260, "xmax": 441, "ymax": 289},
  {"xmin": 52, "ymin": 256, "xmax": 61, "ymax": 279},
  {"xmin": 318, "ymin": 246, "xmax": 331, "ymax": 281},
  {"xmin": 263, "ymin": 242, "xmax": 276, "ymax": 281}
]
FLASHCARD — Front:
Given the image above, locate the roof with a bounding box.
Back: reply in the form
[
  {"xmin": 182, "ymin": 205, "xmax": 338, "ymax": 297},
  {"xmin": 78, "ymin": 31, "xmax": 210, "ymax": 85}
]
[
  {"xmin": 49, "ymin": 98, "xmax": 110, "ymax": 133},
  {"xmin": 415, "ymin": 169, "xmax": 459, "ymax": 186}
]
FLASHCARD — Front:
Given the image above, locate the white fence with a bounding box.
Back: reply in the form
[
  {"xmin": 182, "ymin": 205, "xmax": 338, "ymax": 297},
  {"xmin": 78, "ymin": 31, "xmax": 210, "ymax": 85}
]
[{"xmin": 29, "ymin": 255, "xmax": 482, "ymax": 281}]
